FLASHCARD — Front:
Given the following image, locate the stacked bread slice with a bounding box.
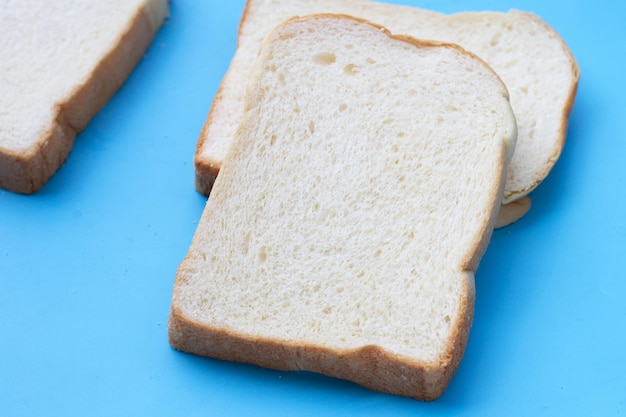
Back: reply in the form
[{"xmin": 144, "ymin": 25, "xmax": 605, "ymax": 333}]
[
  {"xmin": 169, "ymin": 13, "xmax": 519, "ymax": 400},
  {"xmin": 0, "ymin": 0, "xmax": 169, "ymax": 194},
  {"xmin": 193, "ymin": 0, "xmax": 579, "ymax": 227}
]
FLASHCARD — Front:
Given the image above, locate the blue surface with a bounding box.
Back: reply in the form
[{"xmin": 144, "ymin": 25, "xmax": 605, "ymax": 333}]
[{"xmin": 1, "ymin": 0, "xmax": 624, "ymax": 415}]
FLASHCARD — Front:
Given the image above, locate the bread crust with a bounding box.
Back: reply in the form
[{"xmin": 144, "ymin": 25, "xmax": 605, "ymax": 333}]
[
  {"xmin": 194, "ymin": 98, "xmax": 223, "ymax": 194},
  {"xmin": 193, "ymin": 0, "xmax": 255, "ymax": 196},
  {"xmin": 169, "ymin": 276, "xmax": 475, "ymax": 401},
  {"xmin": 0, "ymin": 1, "xmax": 168, "ymax": 194}
]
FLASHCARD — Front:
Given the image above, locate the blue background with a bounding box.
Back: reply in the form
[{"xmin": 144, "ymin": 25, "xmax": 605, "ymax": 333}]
[{"xmin": 1, "ymin": 0, "xmax": 624, "ymax": 415}]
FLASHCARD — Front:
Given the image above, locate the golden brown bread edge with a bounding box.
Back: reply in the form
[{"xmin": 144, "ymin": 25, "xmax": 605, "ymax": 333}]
[
  {"xmin": 193, "ymin": 0, "xmax": 257, "ymax": 196},
  {"xmin": 169, "ymin": 288, "xmax": 473, "ymax": 401},
  {"xmin": 0, "ymin": 5, "xmax": 166, "ymax": 194}
]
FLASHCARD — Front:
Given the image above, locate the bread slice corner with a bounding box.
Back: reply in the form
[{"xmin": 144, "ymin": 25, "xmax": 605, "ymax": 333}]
[{"xmin": 0, "ymin": 0, "xmax": 169, "ymax": 194}]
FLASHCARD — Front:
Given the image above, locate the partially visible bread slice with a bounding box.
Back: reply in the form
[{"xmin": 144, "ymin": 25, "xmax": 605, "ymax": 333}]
[
  {"xmin": 194, "ymin": 0, "xmax": 578, "ymax": 208},
  {"xmin": 0, "ymin": 0, "xmax": 169, "ymax": 194},
  {"xmin": 495, "ymin": 196, "xmax": 531, "ymax": 228},
  {"xmin": 170, "ymin": 15, "xmax": 517, "ymax": 400}
]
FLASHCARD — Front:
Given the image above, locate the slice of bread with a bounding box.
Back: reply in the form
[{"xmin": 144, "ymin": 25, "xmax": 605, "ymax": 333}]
[
  {"xmin": 0, "ymin": 0, "xmax": 169, "ymax": 194},
  {"xmin": 194, "ymin": 0, "xmax": 578, "ymax": 220},
  {"xmin": 169, "ymin": 14, "xmax": 517, "ymax": 400}
]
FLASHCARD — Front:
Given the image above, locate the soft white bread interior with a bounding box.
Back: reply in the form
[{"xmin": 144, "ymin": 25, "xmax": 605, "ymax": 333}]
[
  {"xmin": 0, "ymin": 0, "xmax": 169, "ymax": 194},
  {"xmin": 170, "ymin": 14, "xmax": 517, "ymax": 400},
  {"xmin": 194, "ymin": 0, "xmax": 578, "ymax": 210}
]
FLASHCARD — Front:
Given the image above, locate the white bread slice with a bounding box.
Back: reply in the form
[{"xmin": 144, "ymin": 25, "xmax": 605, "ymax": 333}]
[
  {"xmin": 169, "ymin": 15, "xmax": 517, "ymax": 400},
  {"xmin": 0, "ymin": 0, "xmax": 169, "ymax": 194},
  {"xmin": 194, "ymin": 0, "xmax": 578, "ymax": 213}
]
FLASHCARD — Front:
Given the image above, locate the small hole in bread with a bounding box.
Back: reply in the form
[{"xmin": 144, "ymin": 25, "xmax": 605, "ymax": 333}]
[
  {"xmin": 313, "ymin": 52, "xmax": 336, "ymax": 65},
  {"xmin": 278, "ymin": 32, "xmax": 296, "ymax": 40},
  {"xmin": 344, "ymin": 64, "xmax": 357, "ymax": 75},
  {"xmin": 489, "ymin": 33, "xmax": 501, "ymax": 46},
  {"xmin": 258, "ymin": 247, "xmax": 268, "ymax": 263},
  {"xmin": 242, "ymin": 233, "xmax": 251, "ymax": 255}
]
